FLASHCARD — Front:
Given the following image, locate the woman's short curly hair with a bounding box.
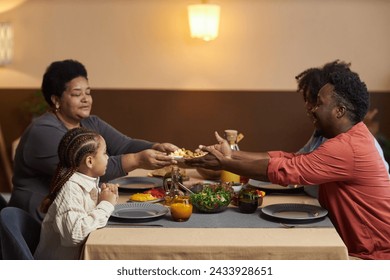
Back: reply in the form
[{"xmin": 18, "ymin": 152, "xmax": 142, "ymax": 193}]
[
  {"xmin": 41, "ymin": 59, "xmax": 88, "ymax": 107},
  {"xmin": 295, "ymin": 67, "xmax": 323, "ymax": 104}
]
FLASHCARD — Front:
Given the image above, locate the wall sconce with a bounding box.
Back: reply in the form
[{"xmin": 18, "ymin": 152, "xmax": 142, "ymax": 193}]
[
  {"xmin": 187, "ymin": 1, "xmax": 220, "ymax": 41},
  {"xmin": 0, "ymin": 22, "xmax": 13, "ymax": 66}
]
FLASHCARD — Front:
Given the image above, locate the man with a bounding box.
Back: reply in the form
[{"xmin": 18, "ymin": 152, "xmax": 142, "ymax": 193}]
[
  {"xmin": 294, "ymin": 61, "xmax": 389, "ymax": 197},
  {"xmin": 186, "ymin": 68, "xmax": 390, "ymax": 259}
]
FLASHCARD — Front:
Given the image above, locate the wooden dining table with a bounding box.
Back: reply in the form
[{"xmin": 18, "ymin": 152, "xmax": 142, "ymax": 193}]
[{"xmin": 81, "ymin": 169, "xmax": 348, "ymax": 260}]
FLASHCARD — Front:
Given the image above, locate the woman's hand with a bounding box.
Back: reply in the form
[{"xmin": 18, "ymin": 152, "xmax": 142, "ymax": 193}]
[
  {"xmin": 152, "ymin": 142, "xmax": 179, "ymax": 153},
  {"xmin": 135, "ymin": 149, "xmax": 177, "ymax": 169}
]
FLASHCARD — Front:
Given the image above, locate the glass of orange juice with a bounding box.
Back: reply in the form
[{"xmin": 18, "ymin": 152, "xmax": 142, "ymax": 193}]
[{"xmin": 170, "ymin": 196, "xmax": 193, "ymax": 222}]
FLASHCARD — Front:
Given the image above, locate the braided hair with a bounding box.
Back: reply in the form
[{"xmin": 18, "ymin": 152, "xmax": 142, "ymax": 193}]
[{"xmin": 40, "ymin": 127, "xmax": 101, "ymax": 213}]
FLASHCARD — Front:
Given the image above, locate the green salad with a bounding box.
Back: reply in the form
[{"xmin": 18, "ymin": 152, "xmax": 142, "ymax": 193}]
[{"xmin": 190, "ymin": 183, "xmax": 233, "ymax": 213}]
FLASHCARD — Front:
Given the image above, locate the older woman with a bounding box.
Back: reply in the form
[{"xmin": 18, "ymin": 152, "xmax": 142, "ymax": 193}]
[{"xmin": 10, "ymin": 59, "xmax": 179, "ymax": 221}]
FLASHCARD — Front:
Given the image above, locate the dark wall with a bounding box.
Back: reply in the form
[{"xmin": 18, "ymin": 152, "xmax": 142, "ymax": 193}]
[
  {"xmin": 1, "ymin": 89, "xmax": 389, "ymax": 192},
  {"xmin": 91, "ymin": 90, "xmax": 314, "ymax": 152}
]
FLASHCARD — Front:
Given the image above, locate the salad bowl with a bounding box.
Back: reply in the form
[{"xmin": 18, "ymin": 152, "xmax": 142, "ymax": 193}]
[{"xmin": 189, "ymin": 183, "xmax": 233, "ymax": 213}]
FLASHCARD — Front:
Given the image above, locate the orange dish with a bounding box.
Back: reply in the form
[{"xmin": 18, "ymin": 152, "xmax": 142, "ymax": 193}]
[
  {"xmin": 129, "ymin": 193, "xmax": 157, "ymax": 202},
  {"xmin": 129, "ymin": 187, "xmax": 166, "ymax": 202}
]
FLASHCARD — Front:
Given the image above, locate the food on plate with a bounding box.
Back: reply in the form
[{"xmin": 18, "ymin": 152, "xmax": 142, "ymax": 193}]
[
  {"xmin": 144, "ymin": 187, "xmax": 165, "ymax": 198},
  {"xmin": 129, "ymin": 187, "xmax": 166, "ymax": 201},
  {"xmin": 129, "ymin": 193, "xmax": 157, "ymax": 201},
  {"xmin": 169, "ymin": 148, "xmax": 207, "ymax": 159},
  {"xmin": 189, "ymin": 183, "xmax": 234, "ymax": 213}
]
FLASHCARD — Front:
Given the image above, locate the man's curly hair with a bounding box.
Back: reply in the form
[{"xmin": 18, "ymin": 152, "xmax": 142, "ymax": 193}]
[
  {"xmin": 295, "ymin": 60, "xmax": 351, "ymax": 104},
  {"xmin": 328, "ymin": 70, "xmax": 369, "ymax": 124}
]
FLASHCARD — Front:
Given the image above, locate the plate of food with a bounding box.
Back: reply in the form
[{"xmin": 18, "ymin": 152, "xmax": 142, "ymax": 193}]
[
  {"xmin": 109, "ymin": 176, "xmax": 163, "ymax": 191},
  {"xmin": 128, "ymin": 187, "xmax": 166, "ymax": 203},
  {"xmin": 169, "ymin": 148, "xmax": 207, "ymax": 162},
  {"xmin": 261, "ymin": 203, "xmax": 328, "ymax": 222},
  {"xmin": 111, "ymin": 203, "xmax": 169, "ymax": 220}
]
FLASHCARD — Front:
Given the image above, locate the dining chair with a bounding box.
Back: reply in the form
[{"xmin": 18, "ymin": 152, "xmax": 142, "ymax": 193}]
[
  {"xmin": 0, "ymin": 124, "xmax": 13, "ymax": 192},
  {"xmin": 0, "ymin": 193, "xmax": 7, "ymax": 211},
  {"xmin": 0, "ymin": 207, "xmax": 41, "ymax": 260},
  {"xmin": 0, "ymin": 194, "xmax": 6, "ymax": 259}
]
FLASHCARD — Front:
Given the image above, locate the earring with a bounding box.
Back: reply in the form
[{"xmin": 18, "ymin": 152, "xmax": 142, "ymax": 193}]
[{"xmin": 55, "ymin": 104, "xmax": 60, "ymax": 112}]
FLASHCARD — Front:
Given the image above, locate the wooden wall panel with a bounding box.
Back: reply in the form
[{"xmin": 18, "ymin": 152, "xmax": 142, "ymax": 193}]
[
  {"xmin": 91, "ymin": 90, "xmax": 313, "ymax": 152},
  {"xmin": 1, "ymin": 89, "xmax": 389, "ymax": 192}
]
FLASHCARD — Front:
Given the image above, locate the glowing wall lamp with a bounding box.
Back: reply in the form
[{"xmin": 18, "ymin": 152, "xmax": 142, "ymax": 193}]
[
  {"xmin": 0, "ymin": 22, "xmax": 13, "ymax": 66},
  {"xmin": 187, "ymin": 1, "xmax": 220, "ymax": 41}
]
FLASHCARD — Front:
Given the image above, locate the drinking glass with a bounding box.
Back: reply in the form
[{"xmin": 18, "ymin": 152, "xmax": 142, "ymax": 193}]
[{"xmin": 170, "ymin": 196, "xmax": 193, "ymax": 222}]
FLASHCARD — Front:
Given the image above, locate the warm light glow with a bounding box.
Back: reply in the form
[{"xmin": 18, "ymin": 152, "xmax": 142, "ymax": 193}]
[
  {"xmin": 0, "ymin": 22, "xmax": 13, "ymax": 66},
  {"xmin": 187, "ymin": 4, "xmax": 220, "ymax": 41},
  {"xmin": 0, "ymin": 0, "xmax": 26, "ymax": 13}
]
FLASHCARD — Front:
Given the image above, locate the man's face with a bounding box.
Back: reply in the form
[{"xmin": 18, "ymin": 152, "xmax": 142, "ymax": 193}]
[{"xmin": 310, "ymin": 83, "xmax": 339, "ymax": 138}]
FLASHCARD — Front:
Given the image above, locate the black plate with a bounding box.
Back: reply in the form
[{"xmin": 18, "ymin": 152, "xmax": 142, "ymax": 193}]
[
  {"xmin": 109, "ymin": 176, "xmax": 163, "ymax": 191},
  {"xmin": 111, "ymin": 203, "xmax": 169, "ymax": 221},
  {"xmin": 248, "ymin": 179, "xmax": 304, "ymax": 190},
  {"xmin": 261, "ymin": 203, "xmax": 328, "ymax": 222}
]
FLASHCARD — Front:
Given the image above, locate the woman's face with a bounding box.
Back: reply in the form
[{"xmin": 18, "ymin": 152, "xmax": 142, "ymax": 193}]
[
  {"xmin": 55, "ymin": 76, "xmax": 92, "ymax": 124},
  {"xmin": 303, "ymin": 89, "xmax": 317, "ymax": 123}
]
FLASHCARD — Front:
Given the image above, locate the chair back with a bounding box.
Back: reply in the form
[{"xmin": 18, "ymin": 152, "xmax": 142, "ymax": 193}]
[
  {"xmin": 0, "ymin": 124, "xmax": 13, "ymax": 191},
  {"xmin": 0, "ymin": 207, "xmax": 41, "ymax": 260},
  {"xmin": 0, "ymin": 194, "xmax": 7, "ymax": 211},
  {"xmin": 0, "ymin": 194, "xmax": 9, "ymax": 259}
]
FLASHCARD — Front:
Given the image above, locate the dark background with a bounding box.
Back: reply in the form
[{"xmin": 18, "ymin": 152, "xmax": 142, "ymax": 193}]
[{"xmin": 1, "ymin": 89, "xmax": 389, "ymax": 192}]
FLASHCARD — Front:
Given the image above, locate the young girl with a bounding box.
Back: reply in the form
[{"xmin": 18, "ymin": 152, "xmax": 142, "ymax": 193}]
[{"xmin": 34, "ymin": 127, "xmax": 118, "ymax": 260}]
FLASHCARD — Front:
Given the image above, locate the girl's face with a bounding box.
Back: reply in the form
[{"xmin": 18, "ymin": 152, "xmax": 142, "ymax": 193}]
[{"xmin": 90, "ymin": 137, "xmax": 108, "ymax": 177}]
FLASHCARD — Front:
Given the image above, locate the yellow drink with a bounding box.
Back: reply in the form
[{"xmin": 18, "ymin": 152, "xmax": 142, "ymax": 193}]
[{"xmin": 170, "ymin": 197, "xmax": 193, "ymax": 222}]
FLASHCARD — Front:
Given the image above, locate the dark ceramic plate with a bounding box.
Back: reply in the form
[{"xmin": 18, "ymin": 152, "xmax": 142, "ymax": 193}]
[
  {"xmin": 109, "ymin": 176, "xmax": 163, "ymax": 191},
  {"xmin": 261, "ymin": 203, "xmax": 328, "ymax": 222},
  {"xmin": 111, "ymin": 203, "xmax": 169, "ymax": 220}
]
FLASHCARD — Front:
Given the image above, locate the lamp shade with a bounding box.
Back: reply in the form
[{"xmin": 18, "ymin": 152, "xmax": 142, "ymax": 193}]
[
  {"xmin": 187, "ymin": 4, "xmax": 220, "ymax": 41},
  {"xmin": 0, "ymin": 22, "xmax": 13, "ymax": 66}
]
